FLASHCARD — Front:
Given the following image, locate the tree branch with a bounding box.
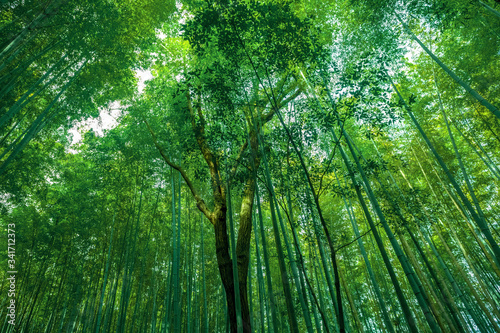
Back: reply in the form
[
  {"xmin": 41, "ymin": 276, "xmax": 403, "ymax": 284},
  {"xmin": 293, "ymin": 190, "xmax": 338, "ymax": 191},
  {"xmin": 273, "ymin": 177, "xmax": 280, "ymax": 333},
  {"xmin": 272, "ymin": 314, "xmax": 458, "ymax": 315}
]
[
  {"xmin": 186, "ymin": 90, "xmax": 226, "ymax": 198},
  {"xmin": 142, "ymin": 117, "xmax": 214, "ymax": 223},
  {"xmin": 186, "ymin": 90, "xmax": 215, "ymax": 170},
  {"xmin": 334, "ymin": 221, "xmax": 382, "ymax": 253}
]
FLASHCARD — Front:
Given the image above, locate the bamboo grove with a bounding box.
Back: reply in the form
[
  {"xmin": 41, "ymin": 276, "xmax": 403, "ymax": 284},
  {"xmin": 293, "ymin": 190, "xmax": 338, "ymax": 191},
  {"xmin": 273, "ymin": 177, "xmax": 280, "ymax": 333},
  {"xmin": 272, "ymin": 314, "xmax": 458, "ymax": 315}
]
[{"xmin": 0, "ymin": 0, "xmax": 499, "ymax": 332}]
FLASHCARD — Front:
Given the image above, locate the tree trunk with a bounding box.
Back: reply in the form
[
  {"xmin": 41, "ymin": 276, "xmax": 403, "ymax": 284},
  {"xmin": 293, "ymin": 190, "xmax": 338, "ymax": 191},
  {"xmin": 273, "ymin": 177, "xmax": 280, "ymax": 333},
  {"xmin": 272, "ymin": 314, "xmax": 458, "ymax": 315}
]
[
  {"xmin": 334, "ymin": 167, "xmax": 395, "ymax": 333},
  {"xmin": 251, "ymin": 206, "xmax": 267, "ymax": 333},
  {"xmin": 254, "ymin": 184, "xmax": 280, "ymax": 332},
  {"xmin": 213, "ymin": 201, "xmax": 240, "ymax": 333},
  {"xmin": 201, "ymin": 214, "xmax": 209, "ymax": 333},
  {"xmin": 389, "ymin": 75, "xmax": 500, "ymax": 264},
  {"xmin": 235, "ymin": 176, "xmax": 256, "ymax": 333},
  {"xmin": 273, "ymin": 106, "xmax": 344, "ymax": 332},
  {"xmin": 95, "ymin": 214, "xmax": 115, "ymax": 333}
]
